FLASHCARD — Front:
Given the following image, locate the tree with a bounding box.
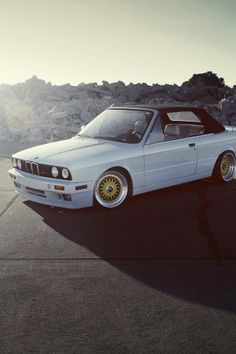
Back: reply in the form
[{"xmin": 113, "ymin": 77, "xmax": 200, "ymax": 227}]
[{"xmin": 182, "ymin": 72, "xmax": 225, "ymax": 88}]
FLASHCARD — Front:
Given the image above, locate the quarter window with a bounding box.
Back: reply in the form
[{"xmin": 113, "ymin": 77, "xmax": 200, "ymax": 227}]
[{"xmin": 167, "ymin": 111, "xmax": 201, "ymax": 123}]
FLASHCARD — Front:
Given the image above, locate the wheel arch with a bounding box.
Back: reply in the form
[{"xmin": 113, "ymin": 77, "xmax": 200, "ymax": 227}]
[
  {"xmin": 104, "ymin": 166, "xmax": 133, "ymax": 197},
  {"xmin": 211, "ymin": 145, "xmax": 235, "ymax": 171},
  {"xmin": 93, "ymin": 166, "xmax": 132, "ymax": 208},
  {"xmin": 212, "ymin": 149, "xmax": 236, "ymax": 181}
]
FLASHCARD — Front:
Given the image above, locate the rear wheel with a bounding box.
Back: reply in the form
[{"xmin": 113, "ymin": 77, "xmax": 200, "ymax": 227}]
[
  {"xmin": 94, "ymin": 170, "xmax": 128, "ymax": 208},
  {"xmin": 213, "ymin": 151, "xmax": 236, "ymax": 183}
]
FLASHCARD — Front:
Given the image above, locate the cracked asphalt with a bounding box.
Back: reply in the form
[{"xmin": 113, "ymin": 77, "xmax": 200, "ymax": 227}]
[{"xmin": 0, "ymin": 146, "xmax": 236, "ymax": 353}]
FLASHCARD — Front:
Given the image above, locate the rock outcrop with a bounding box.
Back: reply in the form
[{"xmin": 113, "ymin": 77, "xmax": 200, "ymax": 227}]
[{"xmin": 0, "ymin": 72, "xmax": 235, "ymax": 142}]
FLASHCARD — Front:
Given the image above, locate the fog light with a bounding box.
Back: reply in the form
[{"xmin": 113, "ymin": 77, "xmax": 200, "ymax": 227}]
[
  {"xmin": 14, "ymin": 181, "xmax": 21, "ymax": 188},
  {"xmin": 62, "ymin": 194, "xmax": 72, "ymax": 201}
]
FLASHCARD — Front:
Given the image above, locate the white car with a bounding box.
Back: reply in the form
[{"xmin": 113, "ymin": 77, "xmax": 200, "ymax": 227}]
[{"xmin": 9, "ymin": 105, "xmax": 236, "ymax": 209}]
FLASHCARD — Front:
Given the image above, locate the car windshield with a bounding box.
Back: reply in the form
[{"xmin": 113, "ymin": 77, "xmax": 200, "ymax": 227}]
[{"xmin": 77, "ymin": 109, "xmax": 153, "ymax": 144}]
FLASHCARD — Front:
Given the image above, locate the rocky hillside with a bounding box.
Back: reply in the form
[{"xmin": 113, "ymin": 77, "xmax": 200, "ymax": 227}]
[{"xmin": 0, "ymin": 72, "xmax": 235, "ymax": 142}]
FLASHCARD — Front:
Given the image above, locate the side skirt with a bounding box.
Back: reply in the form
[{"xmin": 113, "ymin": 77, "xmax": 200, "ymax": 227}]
[{"xmin": 133, "ymin": 172, "xmax": 212, "ymax": 196}]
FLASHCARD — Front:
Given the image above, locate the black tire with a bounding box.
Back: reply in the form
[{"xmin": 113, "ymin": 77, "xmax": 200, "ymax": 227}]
[{"xmin": 212, "ymin": 151, "xmax": 236, "ymax": 183}]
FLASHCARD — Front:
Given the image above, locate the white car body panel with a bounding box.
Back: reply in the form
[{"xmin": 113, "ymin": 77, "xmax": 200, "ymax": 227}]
[
  {"xmin": 9, "ymin": 106, "xmax": 236, "ymax": 209},
  {"xmin": 144, "ymin": 137, "xmax": 197, "ymax": 186}
]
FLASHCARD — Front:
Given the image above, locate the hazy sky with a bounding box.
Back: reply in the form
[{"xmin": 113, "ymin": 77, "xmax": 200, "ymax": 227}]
[{"xmin": 0, "ymin": 0, "xmax": 235, "ymax": 86}]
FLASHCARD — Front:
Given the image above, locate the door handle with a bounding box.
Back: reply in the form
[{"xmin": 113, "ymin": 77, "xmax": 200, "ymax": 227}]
[{"xmin": 189, "ymin": 143, "xmax": 196, "ymax": 148}]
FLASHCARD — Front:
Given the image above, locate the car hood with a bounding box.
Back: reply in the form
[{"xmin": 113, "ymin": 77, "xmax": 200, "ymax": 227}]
[{"xmin": 13, "ymin": 136, "xmax": 135, "ymax": 167}]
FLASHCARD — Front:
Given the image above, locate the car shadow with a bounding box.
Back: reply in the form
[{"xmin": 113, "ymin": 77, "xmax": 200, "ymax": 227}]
[{"xmin": 25, "ymin": 179, "xmax": 236, "ymax": 313}]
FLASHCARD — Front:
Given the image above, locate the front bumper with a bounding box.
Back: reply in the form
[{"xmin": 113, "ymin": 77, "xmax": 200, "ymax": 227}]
[{"xmin": 9, "ymin": 168, "xmax": 94, "ymax": 209}]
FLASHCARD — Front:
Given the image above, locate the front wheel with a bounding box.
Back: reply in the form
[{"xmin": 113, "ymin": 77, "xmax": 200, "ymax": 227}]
[
  {"xmin": 213, "ymin": 151, "xmax": 236, "ymax": 183},
  {"xmin": 94, "ymin": 170, "xmax": 128, "ymax": 208}
]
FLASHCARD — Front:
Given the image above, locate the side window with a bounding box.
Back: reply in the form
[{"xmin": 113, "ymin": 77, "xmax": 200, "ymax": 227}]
[
  {"xmin": 163, "ymin": 124, "xmax": 181, "ymax": 140},
  {"xmin": 180, "ymin": 124, "xmax": 205, "ymax": 137},
  {"xmin": 163, "ymin": 123, "xmax": 205, "ymax": 140},
  {"xmin": 162, "ymin": 111, "xmax": 206, "ymax": 141}
]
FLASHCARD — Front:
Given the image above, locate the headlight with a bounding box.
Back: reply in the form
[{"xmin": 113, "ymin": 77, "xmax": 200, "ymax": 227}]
[
  {"xmin": 51, "ymin": 166, "xmax": 59, "ymax": 178},
  {"xmin": 12, "ymin": 158, "xmax": 17, "ymax": 168},
  {"xmin": 62, "ymin": 168, "xmax": 69, "ymax": 179},
  {"xmin": 17, "ymin": 159, "xmax": 22, "ymax": 169}
]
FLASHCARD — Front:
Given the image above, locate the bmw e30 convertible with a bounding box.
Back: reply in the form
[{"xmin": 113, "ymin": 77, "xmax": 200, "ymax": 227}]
[{"xmin": 9, "ymin": 105, "xmax": 236, "ymax": 209}]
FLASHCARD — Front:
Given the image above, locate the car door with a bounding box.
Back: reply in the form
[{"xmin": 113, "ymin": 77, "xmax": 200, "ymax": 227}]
[{"xmin": 143, "ymin": 111, "xmax": 198, "ymax": 187}]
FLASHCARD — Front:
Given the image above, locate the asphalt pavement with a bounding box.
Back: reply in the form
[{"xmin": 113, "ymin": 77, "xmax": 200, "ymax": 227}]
[{"xmin": 0, "ymin": 150, "xmax": 236, "ymax": 353}]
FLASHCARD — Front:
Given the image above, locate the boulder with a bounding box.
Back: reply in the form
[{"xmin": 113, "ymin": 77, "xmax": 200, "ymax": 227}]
[{"xmin": 0, "ymin": 72, "xmax": 235, "ymax": 142}]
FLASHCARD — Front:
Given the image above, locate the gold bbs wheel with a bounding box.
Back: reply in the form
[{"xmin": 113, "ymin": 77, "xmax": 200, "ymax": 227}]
[
  {"xmin": 220, "ymin": 152, "xmax": 235, "ymax": 181},
  {"xmin": 214, "ymin": 151, "xmax": 236, "ymax": 183},
  {"xmin": 95, "ymin": 171, "xmax": 128, "ymax": 208}
]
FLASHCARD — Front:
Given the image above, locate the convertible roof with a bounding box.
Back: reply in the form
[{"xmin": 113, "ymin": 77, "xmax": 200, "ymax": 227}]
[
  {"xmin": 109, "ymin": 104, "xmax": 207, "ymax": 112},
  {"xmin": 109, "ymin": 104, "xmax": 225, "ymax": 133}
]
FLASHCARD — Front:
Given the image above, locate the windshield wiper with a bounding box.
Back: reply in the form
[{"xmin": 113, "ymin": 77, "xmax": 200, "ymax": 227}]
[
  {"xmin": 76, "ymin": 133, "xmax": 92, "ymax": 138},
  {"xmin": 92, "ymin": 135, "xmax": 123, "ymax": 142}
]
